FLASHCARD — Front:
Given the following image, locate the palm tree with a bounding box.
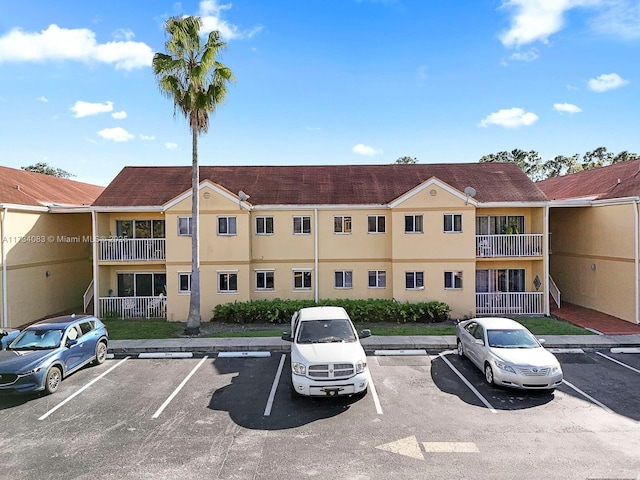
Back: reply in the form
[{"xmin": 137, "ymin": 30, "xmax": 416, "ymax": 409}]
[{"xmin": 153, "ymin": 16, "xmax": 235, "ymax": 335}]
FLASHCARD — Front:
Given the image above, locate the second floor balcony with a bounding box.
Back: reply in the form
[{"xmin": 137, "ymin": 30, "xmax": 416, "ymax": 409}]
[
  {"xmin": 98, "ymin": 238, "xmax": 166, "ymax": 262},
  {"xmin": 476, "ymin": 234, "xmax": 543, "ymax": 258}
]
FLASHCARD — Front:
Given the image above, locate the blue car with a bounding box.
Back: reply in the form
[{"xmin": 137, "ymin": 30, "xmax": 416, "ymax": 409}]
[{"xmin": 0, "ymin": 315, "xmax": 108, "ymax": 394}]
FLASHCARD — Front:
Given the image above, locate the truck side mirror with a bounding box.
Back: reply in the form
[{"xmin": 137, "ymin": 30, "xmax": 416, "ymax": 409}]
[
  {"xmin": 281, "ymin": 332, "xmax": 293, "ymax": 342},
  {"xmin": 360, "ymin": 329, "xmax": 371, "ymax": 339}
]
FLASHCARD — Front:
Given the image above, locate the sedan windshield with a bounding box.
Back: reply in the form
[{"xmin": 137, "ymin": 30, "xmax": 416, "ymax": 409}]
[
  {"xmin": 8, "ymin": 329, "xmax": 63, "ymax": 350},
  {"xmin": 487, "ymin": 329, "xmax": 539, "ymax": 349},
  {"xmin": 297, "ymin": 319, "xmax": 356, "ymax": 343}
]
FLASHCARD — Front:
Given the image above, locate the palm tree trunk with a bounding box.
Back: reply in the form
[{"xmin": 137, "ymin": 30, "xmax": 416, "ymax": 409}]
[{"xmin": 185, "ymin": 126, "xmax": 201, "ymax": 335}]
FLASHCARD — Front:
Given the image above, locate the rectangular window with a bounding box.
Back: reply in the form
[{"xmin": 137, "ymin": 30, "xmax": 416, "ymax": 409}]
[
  {"xmin": 405, "ymin": 271, "xmax": 424, "ymax": 290},
  {"xmin": 334, "ymin": 271, "xmax": 353, "ymax": 289},
  {"xmin": 218, "ymin": 272, "xmax": 238, "ymax": 293},
  {"xmin": 293, "ymin": 270, "xmax": 312, "ymax": 290},
  {"xmin": 367, "ymin": 215, "xmax": 386, "ymax": 233},
  {"xmin": 334, "ymin": 215, "xmax": 352, "ymax": 234},
  {"xmin": 256, "ymin": 216, "xmax": 274, "ymax": 235},
  {"xmin": 178, "ymin": 273, "xmax": 191, "ymax": 293},
  {"xmin": 405, "ymin": 214, "xmax": 424, "ymax": 233},
  {"xmin": 256, "ymin": 270, "xmax": 275, "ymax": 290},
  {"xmin": 117, "ymin": 273, "xmax": 166, "ymax": 297},
  {"xmin": 444, "ymin": 214, "xmax": 462, "ymax": 233},
  {"xmin": 444, "ymin": 271, "xmax": 463, "ymax": 289},
  {"xmin": 218, "ymin": 216, "xmax": 237, "ymax": 235},
  {"xmin": 293, "ymin": 216, "xmax": 311, "ymax": 235},
  {"xmin": 475, "ymin": 215, "xmax": 525, "ymax": 235},
  {"xmin": 368, "ymin": 270, "xmax": 386, "ymax": 288},
  {"xmin": 475, "ymin": 268, "xmax": 525, "ymax": 292},
  {"xmin": 178, "ymin": 217, "xmax": 193, "ymax": 236},
  {"xmin": 116, "ymin": 220, "xmax": 166, "ymax": 239}
]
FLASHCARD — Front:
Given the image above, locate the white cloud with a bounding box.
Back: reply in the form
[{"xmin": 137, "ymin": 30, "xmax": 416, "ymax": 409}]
[
  {"xmin": 588, "ymin": 72, "xmax": 629, "ymax": 92},
  {"xmin": 36, "ymin": 96, "xmax": 48, "ymax": 102},
  {"xmin": 507, "ymin": 48, "xmax": 539, "ymax": 62},
  {"xmin": 590, "ymin": 0, "xmax": 640, "ymax": 39},
  {"xmin": 97, "ymin": 127, "xmax": 134, "ymax": 142},
  {"xmin": 0, "ymin": 24, "xmax": 154, "ymax": 70},
  {"xmin": 499, "ymin": 0, "xmax": 600, "ymax": 48},
  {"xmin": 478, "ymin": 107, "xmax": 539, "ymax": 128},
  {"xmin": 112, "ymin": 111, "xmax": 127, "ymax": 119},
  {"xmin": 70, "ymin": 100, "xmax": 114, "ymax": 118},
  {"xmin": 140, "ymin": 134, "xmax": 155, "ymax": 141},
  {"xmin": 553, "ymin": 102, "xmax": 582, "ymax": 113},
  {"xmin": 352, "ymin": 143, "xmax": 382, "ymax": 156},
  {"xmin": 198, "ymin": 0, "xmax": 263, "ymax": 40},
  {"xmin": 165, "ymin": 142, "xmax": 178, "ymax": 150}
]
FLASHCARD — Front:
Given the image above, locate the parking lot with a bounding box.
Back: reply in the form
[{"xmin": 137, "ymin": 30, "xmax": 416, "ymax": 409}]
[{"xmin": 2, "ymin": 348, "xmax": 639, "ymax": 480}]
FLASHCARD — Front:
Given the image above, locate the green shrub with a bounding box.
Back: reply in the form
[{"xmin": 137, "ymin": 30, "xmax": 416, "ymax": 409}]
[{"xmin": 211, "ymin": 299, "xmax": 451, "ymax": 325}]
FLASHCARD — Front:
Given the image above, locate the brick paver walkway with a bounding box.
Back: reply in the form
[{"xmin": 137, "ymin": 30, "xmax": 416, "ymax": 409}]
[{"xmin": 551, "ymin": 301, "xmax": 640, "ymax": 334}]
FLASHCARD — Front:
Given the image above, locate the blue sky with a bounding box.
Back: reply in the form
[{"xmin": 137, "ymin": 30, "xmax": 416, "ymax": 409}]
[{"xmin": 1, "ymin": 0, "xmax": 639, "ymax": 186}]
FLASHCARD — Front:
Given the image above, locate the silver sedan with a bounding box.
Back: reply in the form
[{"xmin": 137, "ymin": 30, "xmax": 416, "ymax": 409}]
[{"xmin": 456, "ymin": 317, "xmax": 563, "ymax": 390}]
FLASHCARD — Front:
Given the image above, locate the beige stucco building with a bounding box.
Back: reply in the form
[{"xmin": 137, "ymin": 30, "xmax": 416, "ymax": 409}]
[
  {"xmin": 0, "ymin": 167, "xmax": 104, "ymax": 329},
  {"xmin": 89, "ymin": 163, "xmax": 549, "ymax": 322},
  {"xmin": 538, "ymin": 159, "xmax": 640, "ymax": 325}
]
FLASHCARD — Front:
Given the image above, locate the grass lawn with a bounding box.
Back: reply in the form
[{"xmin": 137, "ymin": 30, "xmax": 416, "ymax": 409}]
[{"xmin": 103, "ymin": 315, "xmax": 592, "ymax": 340}]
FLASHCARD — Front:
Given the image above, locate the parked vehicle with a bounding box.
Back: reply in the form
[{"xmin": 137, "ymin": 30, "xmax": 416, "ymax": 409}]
[
  {"xmin": 0, "ymin": 315, "xmax": 108, "ymax": 394},
  {"xmin": 456, "ymin": 317, "xmax": 563, "ymax": 390},
  {"xmin": 281, "ymin": 306, "xmax": 371, "ymax": 397}
]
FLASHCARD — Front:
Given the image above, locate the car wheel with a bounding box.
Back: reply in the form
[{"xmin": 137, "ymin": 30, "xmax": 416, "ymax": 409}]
[
  {"xmin": 457, "ymin": 340, "xmax": 465, "ymax": 358},
  {"xmin": 93, "ymin": 342, "xmax": 107, "ymax": 365},
  {"xmin": 484, "ymin": 363, "xmax": 494, "ymax": 386},
  {"xmin": 45, "ymin": 366, "xmax": 62, "ymax": 394}
]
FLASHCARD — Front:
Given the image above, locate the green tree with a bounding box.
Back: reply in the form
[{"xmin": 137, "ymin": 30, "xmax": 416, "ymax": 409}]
[
  {"xmin": 21, "ymin": 162, "xmax": 74, "ymax": 178},
  {"xmin": 540, "ymin": 154, "xmax": 582, "ymax": 178},
  {"xmin": 153, "ymin": 16, "xmax": 235, "ymax": 335},
  {"xmin": 394, "ymin": 156, "xmax": 418, "ymax": 164},
  {"xmin": 480, "ymin": 149, "xmax": 543, "ymax": 180},
  {"xmin": 582, "ymin": 147, "xmax": 613, "ymax": 170}
]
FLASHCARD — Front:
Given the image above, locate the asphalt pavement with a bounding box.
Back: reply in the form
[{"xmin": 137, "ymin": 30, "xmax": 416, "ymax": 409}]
[{"xmin": 108, "ymin": 333, "xmax": 640, "ymax": 356}]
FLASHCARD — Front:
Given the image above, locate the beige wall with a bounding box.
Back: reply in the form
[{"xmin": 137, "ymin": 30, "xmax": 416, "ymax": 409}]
[{"xmin": 549, "ymin": 203, "xmax": 637, "ymax": 322}]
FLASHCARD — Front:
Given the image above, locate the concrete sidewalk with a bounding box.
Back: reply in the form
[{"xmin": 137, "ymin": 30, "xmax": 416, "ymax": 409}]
[{"xmin": 108, "ymin": 333, "xmax": 640, "ymax": 356}]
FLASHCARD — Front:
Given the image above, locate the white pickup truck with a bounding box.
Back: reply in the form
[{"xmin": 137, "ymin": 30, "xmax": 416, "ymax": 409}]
[{"xmin": 281, "ymin": 306, "xmax": 371, "ymax": 397}]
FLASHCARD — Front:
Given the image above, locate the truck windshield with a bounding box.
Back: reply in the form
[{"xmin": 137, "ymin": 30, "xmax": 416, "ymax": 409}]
[{"xmin": 297, "ymin": 319, "xmax": 356, "ymax": 344}]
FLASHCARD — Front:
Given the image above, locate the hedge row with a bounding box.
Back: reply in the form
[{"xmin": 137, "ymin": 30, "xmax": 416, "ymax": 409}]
[{"xmin": 211, "ymin": 299, "xmax": 451, "ymax": 325}]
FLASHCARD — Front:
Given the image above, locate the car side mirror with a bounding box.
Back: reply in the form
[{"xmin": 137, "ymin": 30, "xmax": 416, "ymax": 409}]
[
  {"xmin": 474, "ymin": 338, "xmax": 485, "ymax": 346},
  {"xmin": 0, "ymin": 329, "xmax": 7, "ymax": 338},
  {"xmin": 66, "ymin": 338, "xmax": 78, "ymax": 348},
  {"xmin": 281, "ymin": 332, "xmax": 293, "ymax": 342},
  {"xmin": 360, "ymin": 329, "xmax": 371, "ymax": 339},
  {"xmin": 538, "ymin": 338, "xmax": 546, "ymax": 345}
]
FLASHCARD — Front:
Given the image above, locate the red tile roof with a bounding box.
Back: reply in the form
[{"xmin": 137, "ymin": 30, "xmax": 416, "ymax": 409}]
[
  {"xmin": 93, "ymin": 163, "xmax": 547, "ymax": 207},
  {"xmin": 0, "ymin": 166, "xmax": 104, "ymax": 207},
  {"xmin": 537, "ymin": 159, "xmax": 640, "ymax": 200}
]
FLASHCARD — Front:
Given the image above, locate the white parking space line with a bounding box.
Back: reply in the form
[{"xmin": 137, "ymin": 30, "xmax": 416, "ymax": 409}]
[
  {"xmin": 152, "ymin": 356, "xmax": 208, "ymax": 419},
  {"xmin": 561, "ymin": 380, "xmax": 614, "ymax": 414},
  {"xmin": 264, "ymin": 354, "xmax": 286, "ymax": 416},
  {"xmin": 39, "ymin": 357, "xmax": 130, "ymax": 421},
  {"xmin": 366, "ymin": 369, "xmax": 383, "ymax": 415},
  {"xmin": 438, "ymin": 352, "xmax": 497, "ymax": 414},
  {"xmin": 595, "ymin": 351, "xmax": 640, "ymax": 374}
]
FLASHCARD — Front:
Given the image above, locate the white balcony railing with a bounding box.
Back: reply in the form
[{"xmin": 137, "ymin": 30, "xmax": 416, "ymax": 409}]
[
  {"xmin": 476, "ymin": 292, "xmax": 544, "ymax": 316},
  {"xmin": 99, "ymin": 296, "xmax": 167, "ymax": 319},
  {"xmin": 476, "ymin": 234, "xmax": 542, "ymax": 258},
  {"xmin": 98, "ymin": 238, "xmax": 166, "ymax": 261}
]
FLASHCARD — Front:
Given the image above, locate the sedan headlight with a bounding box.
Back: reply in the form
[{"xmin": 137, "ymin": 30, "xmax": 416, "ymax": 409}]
[
  {"xmin": 551, "ymin": 365, "xmax": 561, "ymax": 374},
  {"xmin": 291, "ymin": 362, "xmax": 306, "ymax": 376},
  {"xmin": 355, "ymin": 360, "xmax": 367, "ymax": 374},
  {"xmin": 493, "ymin": 359, "xmax": 516, "ymax": 373}
]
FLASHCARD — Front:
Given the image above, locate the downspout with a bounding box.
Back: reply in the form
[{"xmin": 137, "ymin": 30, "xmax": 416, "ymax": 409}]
[
  {"xmin": 634, "ymin": 200, "xmax": 639, "ymax": 324},
  {"xmin": 544, "ymin": 204, "xmax": 550, "ymax": 316},
  {"xmin": 92, "ymin": 210, "xmax": 99, "ymax": 317},
  {"xmin": 1, "ymin": 207, "xmax": 7, "ymax": 328},
  {"xmin": 314, "ymin": 208, "xmax": 319, "ymax": 304}
]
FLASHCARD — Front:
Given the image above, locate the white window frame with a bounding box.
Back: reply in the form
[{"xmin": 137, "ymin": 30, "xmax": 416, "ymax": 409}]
[
  {"xmin": 217, "ymin": 216, "xmax": 237, "ymax": 236},
  {"xmin": 218, "ymin": 271, "xmax": 238, "ymax": 293},
  {"xmin": 367, "ymin": 215, "xmax": 386, "ymax": 234},
  {"xmin": 256, "ymin": 216, "xmax": 274, "ymax": 235},
  {"xmin": 255, "ymin": 270, "xmax": 275, "ymax": 291},
  {"xmin": 444, "ymin": 271, "xmax": 463, "ymax": 290},
  {"xmin": 334, "ymin": 270, "xmax": 353, "ymax": 289},
  {"xmin": 178, "ymin": 272, "xmax": 191, "ymax": 294},
  {"xmin": 293, "ymin": 216, "xmax": 311, "ymax": 235},
  {"xmin": 293, "ymin": 269, "xmax": 312, "ymax": 290},
  {"xmin": 444, "ymin": 214, "xmax": 462, "ymax": 233},
  {"xmin": 405, "ymin": 214, "xmax": 424, "ymax": 234},
  {"xmin": 405, "ymin": 271, "xmax": 424, "ymax": 290},
  {"xmin": 368, "ymin": 270, "xmax": 386, "ymax": 289},
  {"xmin": 178, "ymin": 217, "xmax": 193, "ymax": 236},
  {"xmin": 333, "ymin": 215, "xmax": 352, "ymax": 234}
]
